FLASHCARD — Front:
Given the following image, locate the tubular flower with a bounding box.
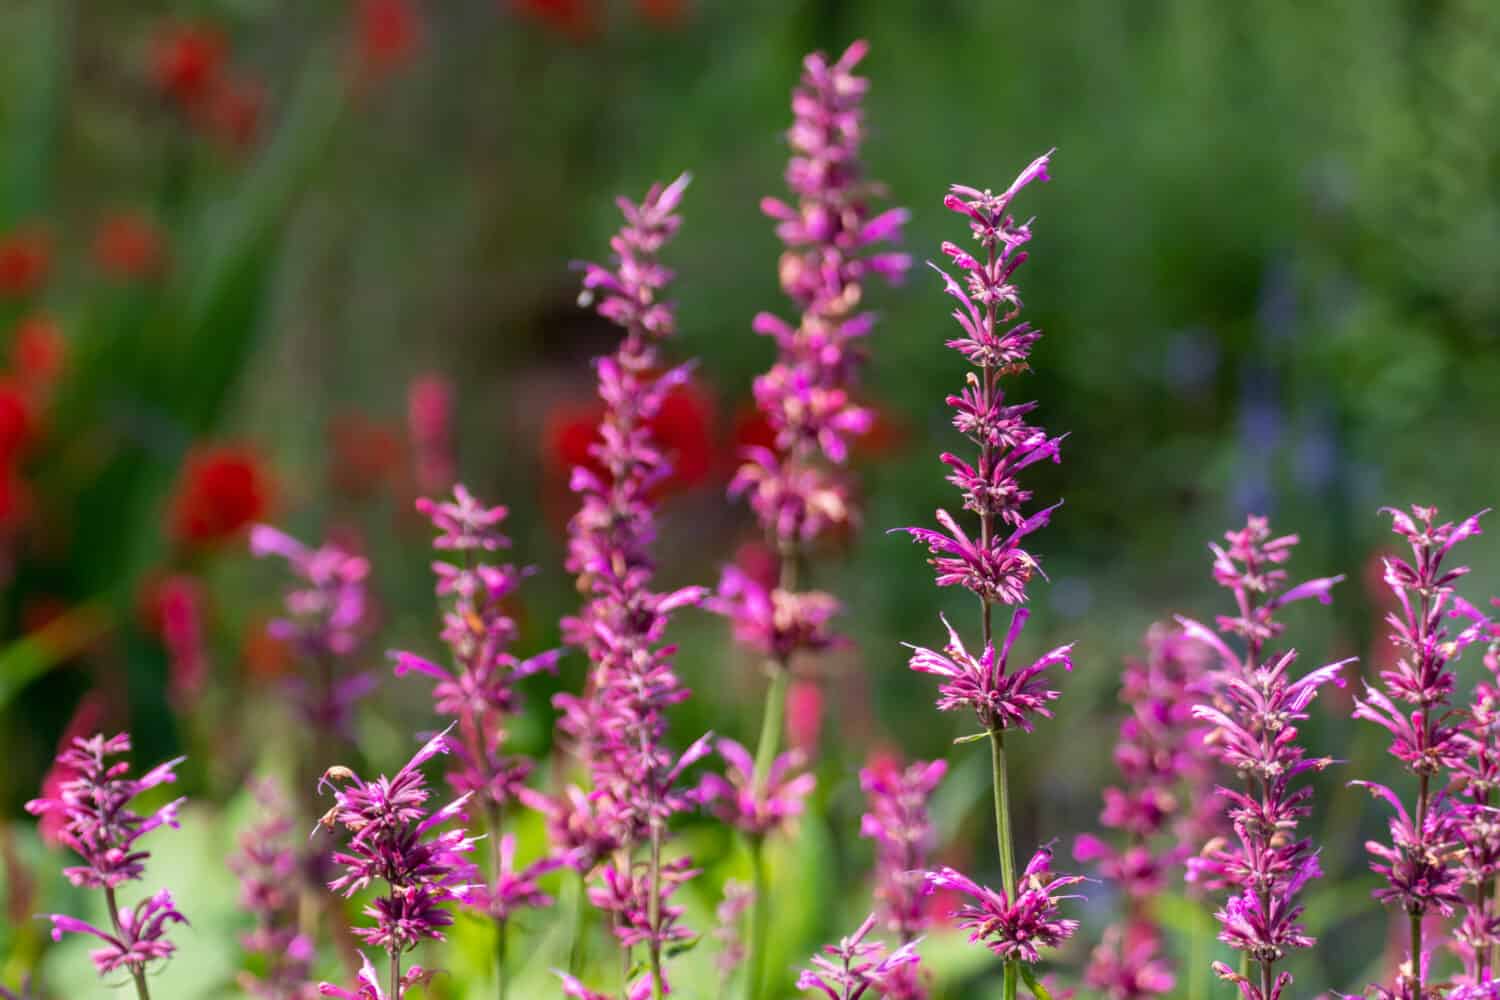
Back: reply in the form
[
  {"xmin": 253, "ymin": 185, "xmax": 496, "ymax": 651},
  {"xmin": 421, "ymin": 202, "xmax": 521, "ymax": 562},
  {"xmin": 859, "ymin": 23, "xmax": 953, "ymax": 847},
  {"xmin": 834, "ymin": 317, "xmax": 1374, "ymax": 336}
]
[
  {"xmin": 859, "ymin": 757, "xmax": 947, "ymax": 943},
  {"xmin": 796, "ymin": 913, "xmax": 923, "ymax": 1000},
  {"xmin": 26, "ymin": 733, "xmax": 187, "ymax": 986},
  {"xmin": 905, "ymin": 609, "xmax": 1073, "ymax": 732},
  {"xmin": 315, "ymin": 729, "xmax": 479, "ymax": 974},
  {"xmin": 924, "ymin": 850, "xmax": 1085, "ymax": 964},
  {"xmin": 1183, "ymin": 517, "xmax": 1348, "ymax": 996},
  {"xmin": 251, "ymin": 525, "xmax": 374, "ymax": 738},
  {"xmin": 697, "ymin": 738, "xmax": 816, "ymax": 837}
]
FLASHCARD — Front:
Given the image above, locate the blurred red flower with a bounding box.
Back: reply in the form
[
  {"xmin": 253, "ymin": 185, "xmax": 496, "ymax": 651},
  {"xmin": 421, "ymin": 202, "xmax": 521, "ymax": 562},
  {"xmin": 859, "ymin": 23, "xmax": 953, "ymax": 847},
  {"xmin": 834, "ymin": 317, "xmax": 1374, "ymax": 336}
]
[
  {"xmin": 512, "ymin": 0, "xmax": 595, "ymax": 39},
  {"xmin": 786, "ymin": 678, "xmax": 823, "ymax": 755},
  {"xmin": 544, "ymin": 379, "xmax": 715, "ymax": 495},
  {"xmin": 150, "ymin": 22, "xmax": 227, "ymax": 106},
  {"xmin": 11, "ymin": 316, "xmax": 66, "ymax": 384},
  {"xmin": 728, "ymin": 396, "xmax": 907, "ymax": 469},
  {"xmin": 407, "ymin": 373, "xmax": 455, "ymax": 495},
  {"xmin": 329, "ymin": 412, "xmax": 403, "ymax": 499},
  {"xmin": 356, "ymin": 0, "xmax": 423, "ymax": 81},
  {"xmin": 35, "ymin": 692, "xmax": 109, "ymax": 847},
  {"xmin": 93, "ymin": 212, "xmax": 168, "ymax": 280},
  {"xmin": 168, "ymin": 444, "xmax": 274, "ymax": 547},
  {"xmin": 0, "ymin": 464, "xmax": 26, "ymax": 528},
  {"xmin": 0, "ymin": 227, "xmax": 50, "ymax": 298},
  {"xmin": 202, "ymin": 77, "xmax": 265, "ymax": 151},
  {"xmin": 0, "ymin": 379, "xmax": 35, "ymax": 464},
  {"xmin": 636, "ymin": 0, "xmax": 686, "ymax": 25}
]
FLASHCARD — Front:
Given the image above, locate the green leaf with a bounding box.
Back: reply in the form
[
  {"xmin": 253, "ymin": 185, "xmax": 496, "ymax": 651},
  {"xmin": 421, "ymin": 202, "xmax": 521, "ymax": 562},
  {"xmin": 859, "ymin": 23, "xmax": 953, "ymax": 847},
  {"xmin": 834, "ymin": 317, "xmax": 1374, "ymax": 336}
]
[
  {"xmin": 953, "ymin": 731, "xmax": 991, "ymax": 745},
  {"xmin": 0, "ymin": 601, "xmax": 109, "ymax": 710}
]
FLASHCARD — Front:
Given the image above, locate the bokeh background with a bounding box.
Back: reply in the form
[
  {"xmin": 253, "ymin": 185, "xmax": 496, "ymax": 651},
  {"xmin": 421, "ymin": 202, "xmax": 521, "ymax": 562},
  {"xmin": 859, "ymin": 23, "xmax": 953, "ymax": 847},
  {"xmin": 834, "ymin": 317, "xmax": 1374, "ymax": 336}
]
[{"xmin": 2, "ymin": 0, "xmax": 1499, "ymax": 996}]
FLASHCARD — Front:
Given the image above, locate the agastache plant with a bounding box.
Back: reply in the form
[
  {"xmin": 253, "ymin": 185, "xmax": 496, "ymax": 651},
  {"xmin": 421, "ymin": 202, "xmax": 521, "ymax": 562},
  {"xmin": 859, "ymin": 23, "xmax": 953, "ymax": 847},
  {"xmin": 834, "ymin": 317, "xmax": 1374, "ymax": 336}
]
[
  {"xmin": 554, "ymin": 173, "xmax": 711, "ymax": 1000},
  {"xmin": 897, "ymin": 151, "xmax": 1075, "ymax": 1000},
  {"xmin": 1453, "ymin": 594, "xmax": 1500, "ymax": 985},
  {"xmin": 859, "ymin": 756, "xmax": 947, "ymax": 1000},
  {"xmin": 1179, "ymin": 516, "xmax": 1351, "ymax": 1000},
  {"xmin": 725, "ymin": 39, "xmax": 908, "ymax": 1000},
  {"xmin": 1074, "ymin": 624, "xmax": 1216, "ymax": 1000},
  {"xmin": 314, "ymin": 729, "xmax": 479, "ymax": 999},
  {"xmin": 1350, "ymin": 506, "xmax": 1487, "ymax": 997},
  {"xmin": 250, "ymin": 524, "xmax": 375, "ymax": 746},
  {"xmin": 26, "ymin": 733, "xmax": 188, "ymax": 1000},
  {"xmin": 231, "ymin": 780, "xmax": 317, "ymax": 1000},
  {"xmin": 393, "ymin": 483, "xmax": 562, "ymax": 999},
  {"xmin": 796, "ymin": 913, "xmax": 923, "ymax": 1000}
]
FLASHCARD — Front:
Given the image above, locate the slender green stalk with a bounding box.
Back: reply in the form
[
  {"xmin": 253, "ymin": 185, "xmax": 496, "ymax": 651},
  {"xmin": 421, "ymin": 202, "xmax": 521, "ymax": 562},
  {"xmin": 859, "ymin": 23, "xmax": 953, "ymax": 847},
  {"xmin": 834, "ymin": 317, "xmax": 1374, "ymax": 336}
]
[
  {"xmin": 105, "ymin": 887, "xmax": 152, "ymax": 1000},
  {"xmin": 989, "ymin": 728, "xmax": 1018, "ymax": 1000},
  {"xmin": 752, "ymin": 665, "xmax": 791, "ymax": 793},
  {"xmin": 746, "ymin": 836, "xmax": 770, "ymax": 1000},
  {"xmin": 390, "ymin": 946, "xmax": 402, "ymax": 1000},
  {"xmin": 648, "ymin": 820, "xmax": 666, "ymax": 1000},
  {"xmin": 568, "ymin": 868, "xmax": 588, "ymax": 974}
]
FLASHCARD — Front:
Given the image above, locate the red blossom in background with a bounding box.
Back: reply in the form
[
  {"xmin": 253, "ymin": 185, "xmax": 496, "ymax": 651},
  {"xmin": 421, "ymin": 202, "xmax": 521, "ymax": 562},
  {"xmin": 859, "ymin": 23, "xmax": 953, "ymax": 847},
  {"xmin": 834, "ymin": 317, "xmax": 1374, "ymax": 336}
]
[
  {"xmin": 201, "ymin": 77, "xmax": 265, "ymax": 151},
  {"xmin": 329, "ymin": 412, "xmax": 403, "ymax": 500},
  {"xmin": 355, "ymin": 0, "xmax": 423, "ymax": 82},
  {"xmin": 544, "ymin": 378, "xmax": 715, "ymax": 498},
  {"xmin": 407, "ymin": 373, "xmax": 456, "ymax": 495},
  {"xmin": 0, "ymin": 227, "xmax": 50, "ymax": 297},
  {"xmin": 93, "ymin": 212, "xmax": 167, "ymax": 281},
  {"xmin": 11, "ymin": 316, "xmax": 66, "ymax": 385},
  {"xmin": 168, "ymin": 444, "xmax": 274, "ymax": 547},
  {"xmin": 512, "ymin": 0, "xmax": 595, "ymax": 39},
  {"xmin": 0, "ymin": 380, "xmax": 35, "ymax": 465},
  {"xmin": 150, "ymin": 22, "xmax": 227, "ymax": 107}
]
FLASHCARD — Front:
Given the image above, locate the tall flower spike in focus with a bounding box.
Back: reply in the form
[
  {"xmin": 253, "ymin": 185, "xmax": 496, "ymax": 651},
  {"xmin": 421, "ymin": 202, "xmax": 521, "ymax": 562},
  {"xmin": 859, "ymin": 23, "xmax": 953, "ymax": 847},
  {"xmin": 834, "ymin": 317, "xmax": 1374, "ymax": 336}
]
[
  {"xmin": 393, "ymin": 483, "xmax": 561, "ymax": 998},
  {"xmin": 1179, "ymin": 516, "xmax": 1352, "ymax": 1000},
  {"xmin": 896, "ymin": 152, "xmax": 1075, "ymax": 1000},
  {"xmin": 554, "ymin": 173, "xmax": 712, "ymax": 1000},
  {"xmin": 26, "ymin": 733, "xmax": 187, "ymax": 1000},
  {"xmin": 1349, "ymin": 506, "xmax": 1487, "ymax": 997},
  {"xmin": 726, "ymin": 40, "xmax": 907, "ymax": 1000},
  {"xmin": 315, "ymin": 729, "xmax": 478, "ymax": 999},
  {"xmin": 1073, "ymin": 624, "xmax": 1217, "ymax": 1000}
]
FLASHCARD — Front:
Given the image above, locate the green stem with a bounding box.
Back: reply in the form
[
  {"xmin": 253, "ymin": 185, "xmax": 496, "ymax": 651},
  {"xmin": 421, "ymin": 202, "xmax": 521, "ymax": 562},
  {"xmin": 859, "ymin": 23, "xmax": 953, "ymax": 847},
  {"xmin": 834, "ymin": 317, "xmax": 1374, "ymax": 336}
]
[
  {"xmin": 752, "ymin": 664, "xmax": 791, "ymax": 796},
  {"xmin": 497, "ymin": 917, "xmax": 509, "ymax": 1000},
  {"xmin": 746, "ymin": 836, "xmax": 769, "ymax": 1000},
  {"xmin": 105, "ymin": 888, "xmax": 152, "ymax": 1000},
  {"xmin": 390, "ymin": 947, "xmax": 402, "ymax": 1000},
  {"xmin": 568, "ymin": 868, "xmax": 588, "ymax": 975},
  {"xmin": 1409, "ymin": 913, "xmax": 1421, "ymax": 993},
  {"xmin": 648, "ymin": 821, "xmax": 666, "ymax": 1000},
  {"xmin": 989, "ymin": 728, "xmax": 1017, "ymax": 1000}
]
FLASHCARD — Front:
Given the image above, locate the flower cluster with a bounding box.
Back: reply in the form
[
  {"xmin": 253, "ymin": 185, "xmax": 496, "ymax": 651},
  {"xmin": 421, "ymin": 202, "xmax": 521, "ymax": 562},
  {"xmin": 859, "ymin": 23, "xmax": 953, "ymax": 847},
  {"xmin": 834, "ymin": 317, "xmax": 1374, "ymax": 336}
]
[
  {"xmin": 905, "ymin": 610, "xmax": 1073, "ymax": 733},
  {"xmin": 1453, "ymin": 595, "xmax": 1500, "ymax": 983},
  {"xmin": 25, "ymin": 733, "xmax": 187, "ymax": 988},
  {"xmin": 796, "ymin": 913, "xmax": 923, "ymax": 1000},
  {"xmin": 314, "ymin": 730, "xmax": 479, "ymax": 993},
  {"xmin": 1074, "ymin": 623, "xmax": 1217, "ymax": 1000},
  {"xmin": 698, "ymin": 738, "xmax": 817, "ymax": 837},
  {"xmin": 392, "ymin": 483, "xmax": 561, "ymax": 927},
  {"xmin": 230, "ymin": 780, "xmax": 317, "ymax": 1000},
  {"xmin": 1182, "ymin": 517, "xmax": 1349, "ymax": 1000},
  {"xmin": 251, "ymin": 524, "xmax": 375, "ymax": 739},
  {"xmin": 1351, "ymin": 506, "xmax": 1488, "ymax": 992},
  {"xmin": 554, "ymin": 174, "xmax": 712, "ymax": 998},
  {"xmin": 925, "ymin": 851, "xmax": 1085, "ymax": 964}
]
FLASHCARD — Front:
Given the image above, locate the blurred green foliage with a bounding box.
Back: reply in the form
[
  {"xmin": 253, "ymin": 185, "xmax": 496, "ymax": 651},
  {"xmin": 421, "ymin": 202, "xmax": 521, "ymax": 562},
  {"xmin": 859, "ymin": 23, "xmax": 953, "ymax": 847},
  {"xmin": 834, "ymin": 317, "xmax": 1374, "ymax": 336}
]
[{"xmin": 2, "ymin": 0, "xmax": 1499, "ymax": 997}]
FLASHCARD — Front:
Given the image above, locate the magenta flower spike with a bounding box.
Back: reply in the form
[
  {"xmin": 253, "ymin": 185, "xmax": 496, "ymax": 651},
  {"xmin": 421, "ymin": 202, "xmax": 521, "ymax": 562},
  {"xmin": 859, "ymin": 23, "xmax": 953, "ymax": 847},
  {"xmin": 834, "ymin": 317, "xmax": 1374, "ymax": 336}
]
[
  {"xmin": 1450, "ymin": 595, "xmax": 1500, "ymax": 984},
  {"xmin": 1349, "ymin": 505, "xmax": 1490, "ymax": 994},
  {"xmin": 859, "ymin": 757, "xmax": 947, "ymax": 945},
  {"xmin": 392, "ymin": 482, "xmax": 562, "ymax": 998},
  {"xmin": 1074, "ymin": 624, "xmax": 1218, "ymax": 1000},
  {"xmin": 555, "ymin": 173, "xmax": 712, "ymax": 1000},
  {"xmin": 724, "ymin": 42, "xmax": 907, "ymax": 1000},
  {"xmin": 893, "ymin": 152, "xmax": 1075, "ymax": 1000},
  {"xmin": 314, "ymin": 729, "xmax": 479, "ymax": 999},
  {"xmin": 250, "ymin": 524, "xmax": 375, "ymax": 740},
  {"xmin": 1180, "ymin": 517, "xmax": 1351, "ymax": 1000},
  {"xmin": 26, "ymin": 732, "xmax": 187, "ymax": 998},
  {"xmin": 925, "ymin": 850, "xmax": 1086, "ymax": 964},
  {"xmin": 697, "ymin": 738, "xmax": 817, "ymax": 838},
  {"xmin": 230, "ymin": 780, "xmax": 317, "ymax": 999}
]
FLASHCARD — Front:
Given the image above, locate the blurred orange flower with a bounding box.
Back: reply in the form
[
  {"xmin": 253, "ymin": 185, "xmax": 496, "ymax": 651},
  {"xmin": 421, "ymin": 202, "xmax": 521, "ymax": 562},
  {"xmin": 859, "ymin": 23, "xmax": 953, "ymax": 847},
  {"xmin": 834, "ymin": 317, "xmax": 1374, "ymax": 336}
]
[{"xmin": 168, "ymin": 444, "xmax": 274, "ymax": 547}]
